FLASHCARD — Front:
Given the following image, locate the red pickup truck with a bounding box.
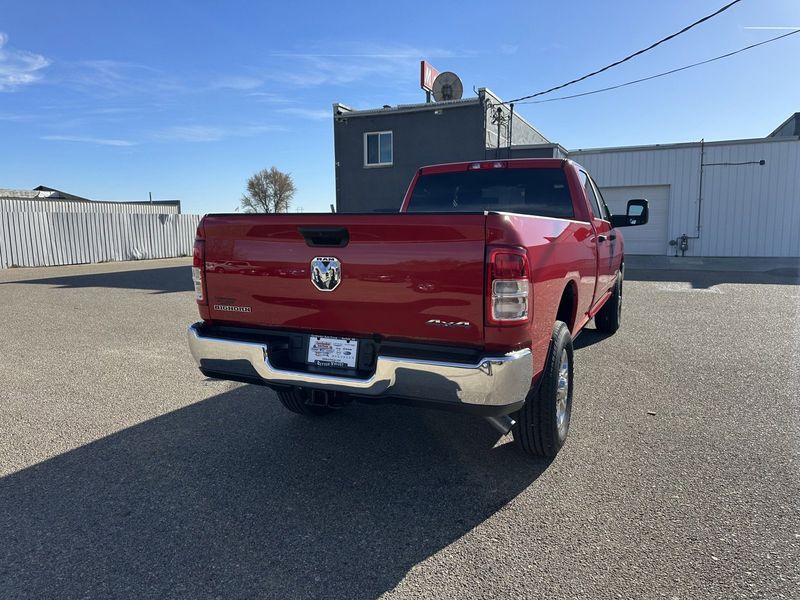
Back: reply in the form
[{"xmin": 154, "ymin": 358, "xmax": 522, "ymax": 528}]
[{"xmin": 188, "ymin": 159, "xmax": 648, "ymax": 457}]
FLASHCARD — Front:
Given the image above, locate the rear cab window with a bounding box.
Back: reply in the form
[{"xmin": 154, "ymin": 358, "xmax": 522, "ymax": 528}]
[{"xmin": 406, "ymin": 167, "xmax": 574, "ymax": 219}]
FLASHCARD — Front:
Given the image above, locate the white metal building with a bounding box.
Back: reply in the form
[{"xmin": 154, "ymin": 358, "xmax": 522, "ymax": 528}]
[
  {"xmin": 0, "ymin": 187, "xmax": 181, "ymax": 215},
  {"xmin": 570, "ymin": 119, "xmax": 799, "ymax": 257}
]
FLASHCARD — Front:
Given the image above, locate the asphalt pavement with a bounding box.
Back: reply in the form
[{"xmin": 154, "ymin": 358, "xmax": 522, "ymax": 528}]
[{"xmin": 0, "ymin": 258, "xmax": 798, "ymax": 599}]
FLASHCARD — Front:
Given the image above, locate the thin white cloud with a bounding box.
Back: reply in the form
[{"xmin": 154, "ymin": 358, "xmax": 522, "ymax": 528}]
[
  {"xmin": 63, "ymin": 59, "xmax": 184, "ymax": 98},
  {"xmin": 155, "ymin": 125, "xmax": 229, "ymax": 142},
  {"xmin": 269, "ymin": 52, "xmax": 440, "ymax": 58},
  {"xmin": 500, "ymin": 44, "xmax": 519, "ymax": 55},
  {"xmin": 42, "ymin": 134, "xmax": 136, "ymax": 147},
  {"xmin": 0, "ymin": 111, "xmax": 38, "ymax": 122},
  {"xmin": 277, "ymin": 107, "xmax": 330, "ymax": 120},
  {"xmin": 64, "ymin": 61, "xmax": 265, "ymax": 98},
  {"xmin": 265, "ymin": 43, "xmax": 460, "ymax": 88},
  {"xmin": 247, "ymin": 91, "xmax": 292, "ymax": 103},
  {"xmin": 210, "ymin": 76, "xmax": 264, "ymax": 90},
  {"xmin": 154, "ymin": 123, "xmax": 281, "ymax": 142},
  {"xmin": 0, "ymin": 32, "xmax": 50, "ymax": 91}
]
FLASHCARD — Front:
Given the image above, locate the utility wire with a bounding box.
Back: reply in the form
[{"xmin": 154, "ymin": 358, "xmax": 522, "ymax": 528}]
[
  {"xmin": 507, "ymin": 0, "xmax": 744, "ymax": 103},
  {"xmin": 515, "ymin": 30, "xmax": 799, "ymax": 105}
]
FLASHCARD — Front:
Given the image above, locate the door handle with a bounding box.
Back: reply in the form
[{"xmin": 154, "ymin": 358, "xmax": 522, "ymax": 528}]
[
  {"xmin": 608, "ymin": 233, "xmax": 617, "ymax": 241},
  {"xmin": 597, "ymin": 235, "xmax": 607, "ymax": 243}
]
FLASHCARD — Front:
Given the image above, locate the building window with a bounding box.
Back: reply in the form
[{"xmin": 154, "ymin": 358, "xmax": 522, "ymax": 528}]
[{"xmin": 364, "ymin": 131, "xmax": 393, "ymax": 167}]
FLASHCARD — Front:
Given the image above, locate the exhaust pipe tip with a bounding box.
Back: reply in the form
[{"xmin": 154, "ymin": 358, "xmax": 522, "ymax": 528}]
[{"xmin": 485, "ymin": 414, "xmax": 515, "ymax": 436}]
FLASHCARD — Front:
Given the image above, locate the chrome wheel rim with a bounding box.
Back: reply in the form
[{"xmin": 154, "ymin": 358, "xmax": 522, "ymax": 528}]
[{"xmin": 555, "ymin": 349, "xmax": 570, "ymax": 438}]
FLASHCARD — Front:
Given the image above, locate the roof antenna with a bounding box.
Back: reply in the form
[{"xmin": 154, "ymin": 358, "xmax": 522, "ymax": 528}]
[
  {"xmin": 491, "ymin": 105, "xmax": 508, "ymax": 159},
  {"xmin": 507, "ymin": 103, "xmax": 514, "ymax": 159}
]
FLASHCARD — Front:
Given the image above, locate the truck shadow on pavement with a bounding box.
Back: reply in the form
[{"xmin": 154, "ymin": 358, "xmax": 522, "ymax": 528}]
[
  {"xmin": 0, "ymin": 385, "xmax": 549, "ymax": 599},
  {"xmin": 572, "ymin": 327, "xmax": 612, "ymax": 350},
  {"xmin": 9, "ymin": 265, "xmax": 193, "ymax": 294}
]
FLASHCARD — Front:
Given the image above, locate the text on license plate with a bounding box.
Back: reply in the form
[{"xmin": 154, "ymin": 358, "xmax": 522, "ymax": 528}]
[{"xmin": 307, "ymin": 336, "xmax": 358, "ymax": 369}]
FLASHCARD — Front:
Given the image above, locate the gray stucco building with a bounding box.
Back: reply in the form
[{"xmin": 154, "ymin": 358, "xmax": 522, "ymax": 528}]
[{"xmin": 332, "ymin": 88, "xmax": 562, "ymax": 212}]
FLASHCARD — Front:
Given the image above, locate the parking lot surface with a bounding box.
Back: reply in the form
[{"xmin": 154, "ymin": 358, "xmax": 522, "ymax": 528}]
[{"xmin": 1, "ymin": 258, "xmax": 798, "ymax": 599}]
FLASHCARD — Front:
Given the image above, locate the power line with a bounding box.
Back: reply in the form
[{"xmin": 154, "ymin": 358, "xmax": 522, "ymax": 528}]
[
  {"xmin": 516, "ymin": 30, "xmax": 799, "ymax": 105},
  {"xmin": 507, "ymin": 0, "xmax": 744, "ymax": 103}
]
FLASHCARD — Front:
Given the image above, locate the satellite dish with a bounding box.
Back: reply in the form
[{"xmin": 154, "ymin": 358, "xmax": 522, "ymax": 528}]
[{"xmin": 432, "ymin": 72, "xmax": 463, "ymax": 102}]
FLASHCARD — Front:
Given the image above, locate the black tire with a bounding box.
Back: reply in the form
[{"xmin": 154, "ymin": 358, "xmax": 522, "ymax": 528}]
[
  {"xmin": 512, "ymin": 321, "xmax": 574, "ymax": 458},
  {"xmin": 594, "ymin": 264, "xmax": 623, "ymax": 334},
  {"xmin": 277, "ymin": 387, "xmax": 333, "ymax": 416}
]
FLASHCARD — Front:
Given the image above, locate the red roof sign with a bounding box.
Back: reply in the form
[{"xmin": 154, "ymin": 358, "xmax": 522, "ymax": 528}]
[{"xmin": 420, "ymin": 60, "xmax": 440, "ymax": 93}]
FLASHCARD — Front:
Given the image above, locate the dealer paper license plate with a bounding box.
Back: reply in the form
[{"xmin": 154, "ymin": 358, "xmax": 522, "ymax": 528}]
[{"xmin": 307, "ymin": 336, "xmax": 358, "ymax": 369}]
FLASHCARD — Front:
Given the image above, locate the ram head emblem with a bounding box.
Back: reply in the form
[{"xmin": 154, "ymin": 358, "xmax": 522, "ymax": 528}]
[{"xmin": 310, "ymin": 257, "xmax": 341, "ymax": 291}]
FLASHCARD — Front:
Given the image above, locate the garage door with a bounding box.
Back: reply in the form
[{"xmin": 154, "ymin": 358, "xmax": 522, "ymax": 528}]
[{"xmin": 598, "ymin": 185, "xmax": 670, "ymax": 255}]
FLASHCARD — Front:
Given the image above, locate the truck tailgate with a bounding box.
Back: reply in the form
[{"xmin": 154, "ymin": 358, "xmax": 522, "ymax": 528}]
[{"xmin": 202, "ymin": 214, "xmax": 487, "ymax": 346}]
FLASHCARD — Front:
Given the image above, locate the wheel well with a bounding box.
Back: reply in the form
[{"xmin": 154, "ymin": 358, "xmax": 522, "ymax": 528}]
[{"xmin": 556, "ymin": 282, "xmax": 578, "ymax": 333}]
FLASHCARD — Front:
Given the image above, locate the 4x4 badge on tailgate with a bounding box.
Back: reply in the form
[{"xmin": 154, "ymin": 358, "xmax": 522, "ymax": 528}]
[
  {"xmin": 310, "ymin": 257, "xmax": 341, "ymax": 292},
  {"xmin": 426, "ymin": 319, "xmax": 471, "ymax": 328}
]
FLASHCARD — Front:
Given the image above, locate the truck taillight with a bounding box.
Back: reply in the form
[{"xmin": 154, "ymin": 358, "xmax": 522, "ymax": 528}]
[
  {"xmin": 487, "ymin": 248, "xmax": 530, "ymax": 325},
  {"xmin": 192, "ymin": 238, "xmax": 206, "ymax": 304}
]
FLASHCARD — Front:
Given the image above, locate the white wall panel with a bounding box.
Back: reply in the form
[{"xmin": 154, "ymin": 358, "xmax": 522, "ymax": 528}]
[
  {"xmin": 0, "ymin": 212, "xmax": 201, "ymax": 269},
  {"xmin": 572, "ymin": 137, "xmax": 799, "ymax": 257}
]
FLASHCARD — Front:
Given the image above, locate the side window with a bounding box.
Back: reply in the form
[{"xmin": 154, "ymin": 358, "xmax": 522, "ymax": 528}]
[
  {"xmin": 578, "ymin": 170, "xmax": 604, "ymax": 220},
  {"xmin": 364, "ymin": 131, "xmax": 393, "ymax": 167},
  {"xmin": 589, "ymin": 177, "xmax": 611, "ymax": 221}
]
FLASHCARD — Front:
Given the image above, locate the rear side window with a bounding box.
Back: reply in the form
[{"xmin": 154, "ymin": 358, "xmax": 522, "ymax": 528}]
[
  {"xmin": 578, "ymin": 169, "xmax": 606, "ymax": 220},
  {"xmin": 406, "ymin": 168, "xmax": 574, "ymax": 218}
]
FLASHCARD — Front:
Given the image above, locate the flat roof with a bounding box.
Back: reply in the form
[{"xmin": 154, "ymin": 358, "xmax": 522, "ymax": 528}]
[
  {"xmin": 333, "ymin": 87, "xmax": 549, "ymax": 143},
  {"xmin": 569, "ymin": 135, "xmax": 799, "ymax": 155},
  {"xmin": 511, "ymin": 142, "xmax": 568, "ymax": 154},
  {"xmin": 333, "ymin": 97, "xmax": 480, "ymax": 118}
]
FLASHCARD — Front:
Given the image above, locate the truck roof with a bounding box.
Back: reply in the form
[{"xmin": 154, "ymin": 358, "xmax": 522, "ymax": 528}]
[{"xmin": 418, "ymin": 158, "xmax": 568, "ymax": 175}]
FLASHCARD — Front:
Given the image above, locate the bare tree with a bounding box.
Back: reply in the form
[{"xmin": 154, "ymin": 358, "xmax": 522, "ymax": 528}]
[{"xmin": 240, "ymin": 167, "xmax": 296, "ymax": 213}]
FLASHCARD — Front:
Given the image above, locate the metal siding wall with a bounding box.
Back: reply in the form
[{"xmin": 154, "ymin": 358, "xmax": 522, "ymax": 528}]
[
  {"xmin": 0, "ymin": 213, "xmax": 201, "ymax": 268},
  {"xmin": 572, "ymin": 138, "xmax": 799, "ymax": 257},
  {"xmin": 696, "ymin": 140, "xmax": 800, "ymax": 256},
  {"xmin": 0, "ymin": 198, "xmax": 180, "ymax": 214}
]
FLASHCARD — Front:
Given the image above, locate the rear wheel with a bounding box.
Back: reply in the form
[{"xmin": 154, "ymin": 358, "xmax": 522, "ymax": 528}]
[
  {"xmin": 595, "ymin": 264, "xmax": 623, "ymax": 334},
  {"xmin": 277, "ymin": 387, "xmax": 333, "ymax": 416},
  {"xmin": 512, "ymin": 321, "xmax": 573, "ymax": 458}
]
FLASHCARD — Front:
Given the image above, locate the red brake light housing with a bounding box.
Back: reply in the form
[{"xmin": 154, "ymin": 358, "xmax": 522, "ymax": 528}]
[
  {"xmin": 192, "ymin": 226, "xmax": 206, "ymax": 305},
  {"xmin": 487, "ymin": 247, "xmax": 530, "ymax": 326}
]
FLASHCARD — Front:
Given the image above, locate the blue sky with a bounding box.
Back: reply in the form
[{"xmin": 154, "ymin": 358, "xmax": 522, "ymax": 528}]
[{"xmin": 1, "ymin": 0, "xmax": 797, "ymax": 214}]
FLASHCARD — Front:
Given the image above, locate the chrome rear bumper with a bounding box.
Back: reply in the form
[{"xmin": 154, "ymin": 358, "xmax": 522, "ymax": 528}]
[{"xmin": 187, "ymin": 323, "xmax": 532, "ymax": 408}]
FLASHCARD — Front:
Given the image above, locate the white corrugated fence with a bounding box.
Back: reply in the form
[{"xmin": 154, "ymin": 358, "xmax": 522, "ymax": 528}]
[{"xmin": 0, "ymin": 212, "xmax": 201, "ymax": 269}]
